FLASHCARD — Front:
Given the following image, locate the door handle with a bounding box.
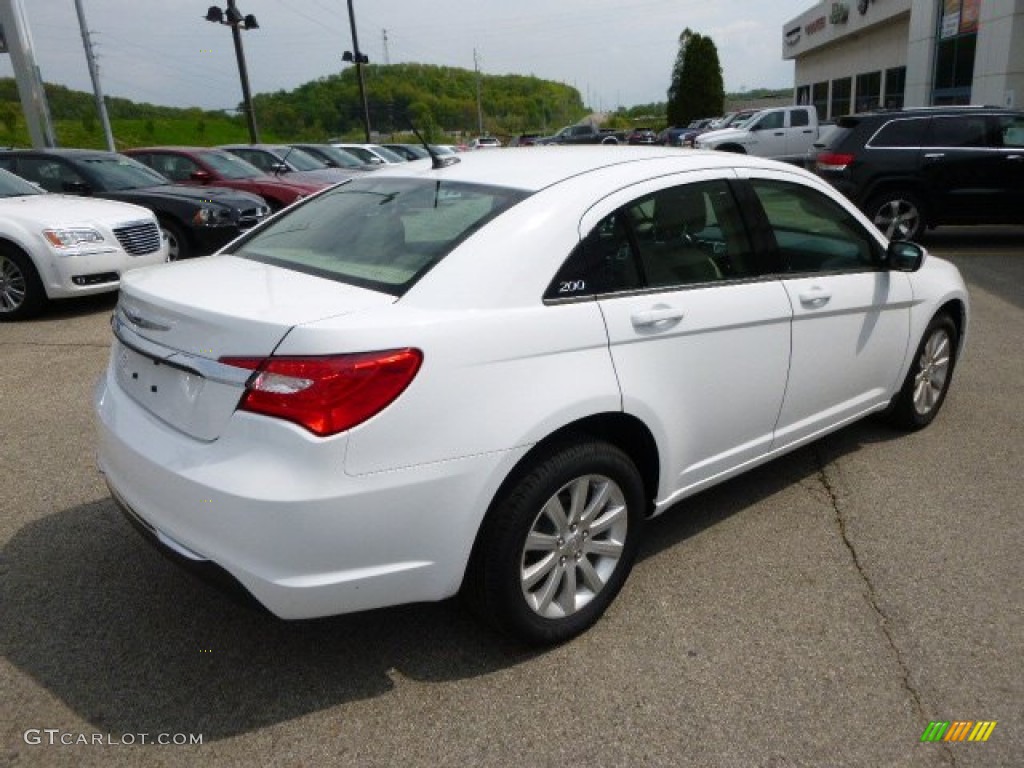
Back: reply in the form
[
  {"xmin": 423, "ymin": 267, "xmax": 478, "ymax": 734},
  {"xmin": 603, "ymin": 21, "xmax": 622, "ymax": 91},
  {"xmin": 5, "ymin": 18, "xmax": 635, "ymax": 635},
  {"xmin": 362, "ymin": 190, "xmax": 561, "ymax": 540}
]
[
  {"xmin": 1007, "ymin": 154, "xmax": 1023, "ymax": 162},
  {"xmin": 924, "ymin": 152, "xmax": 945, "ymax": 159},
  {"xmin": 631, "ymin": 306, "xmax": 685, "ymax": 328},
  {"xmin": 797, "ymin": 288, "xmax": 832, "ymax": 308}
]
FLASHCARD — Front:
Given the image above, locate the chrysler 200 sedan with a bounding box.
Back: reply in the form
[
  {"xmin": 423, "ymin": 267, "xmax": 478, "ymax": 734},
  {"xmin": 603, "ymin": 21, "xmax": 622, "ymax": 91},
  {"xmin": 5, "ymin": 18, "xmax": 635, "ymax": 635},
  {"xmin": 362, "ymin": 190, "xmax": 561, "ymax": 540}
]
[{"xmin": 95, "ymin": 147, "xmax": 968, "ymax": 644}]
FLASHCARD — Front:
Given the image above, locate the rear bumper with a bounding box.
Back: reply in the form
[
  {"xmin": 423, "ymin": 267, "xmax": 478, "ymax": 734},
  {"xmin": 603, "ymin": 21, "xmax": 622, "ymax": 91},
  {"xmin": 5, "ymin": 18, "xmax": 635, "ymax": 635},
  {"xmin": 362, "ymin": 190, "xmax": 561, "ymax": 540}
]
[{"xmin": 94, "ymin": 363, "xmax": 527, "ymax": 619}]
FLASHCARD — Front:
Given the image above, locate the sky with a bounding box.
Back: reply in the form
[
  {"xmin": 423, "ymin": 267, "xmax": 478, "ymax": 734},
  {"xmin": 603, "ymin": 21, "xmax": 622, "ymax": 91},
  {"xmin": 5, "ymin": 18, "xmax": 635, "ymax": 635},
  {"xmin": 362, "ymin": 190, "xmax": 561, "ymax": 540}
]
[{"xmin": 1, "ymin": 0, "xmax": 814, "ymax": 113}]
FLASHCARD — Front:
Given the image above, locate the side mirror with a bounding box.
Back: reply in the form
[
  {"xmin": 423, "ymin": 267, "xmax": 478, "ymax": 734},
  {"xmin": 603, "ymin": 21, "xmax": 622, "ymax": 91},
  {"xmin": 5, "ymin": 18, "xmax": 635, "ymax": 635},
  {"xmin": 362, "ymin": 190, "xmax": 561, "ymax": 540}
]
[
  {"xmin": 190, "ymin": 169, "xmax": 213, "ymax": 183},
  {"xmin": 62, "ymin": 180, "xmax": 91, "ymax": 195},
  {"xmin": 887, "ymin": 240, "xmax": 925, "ymax": 272},
  {"xmin": 272, "ymin": 163, "xmax": 290, "ymax": 174}
]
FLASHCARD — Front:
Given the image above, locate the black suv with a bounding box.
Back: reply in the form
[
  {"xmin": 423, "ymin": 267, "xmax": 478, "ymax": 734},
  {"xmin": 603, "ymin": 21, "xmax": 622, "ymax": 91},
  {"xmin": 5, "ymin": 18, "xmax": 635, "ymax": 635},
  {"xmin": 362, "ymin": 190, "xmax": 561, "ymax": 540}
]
[{"xmin": 811, "ymin": 106, "xmax": 1024, "ymax": 240}]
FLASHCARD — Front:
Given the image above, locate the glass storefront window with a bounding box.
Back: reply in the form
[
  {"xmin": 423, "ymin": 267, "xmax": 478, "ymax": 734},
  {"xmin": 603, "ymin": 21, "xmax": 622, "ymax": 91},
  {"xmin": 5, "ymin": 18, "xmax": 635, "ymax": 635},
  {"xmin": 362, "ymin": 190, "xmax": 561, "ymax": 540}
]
[
  {"xmin": 855, "ymin": 71, "xmax": 882, "ymax": 111},
  {"xmin": 884, "ymin": 67, "xmax": 906, "ymax": 108},
  {"xmin": 932, "ymin": 0, "xmax": 978, "ymax": 105},
  {"xmin": 812, "ymin": 82, "xmax": 829, "ymax": 121},
  {"xmin": 831, "ymin": 77, "xmax": 852, "ymax": 118}
]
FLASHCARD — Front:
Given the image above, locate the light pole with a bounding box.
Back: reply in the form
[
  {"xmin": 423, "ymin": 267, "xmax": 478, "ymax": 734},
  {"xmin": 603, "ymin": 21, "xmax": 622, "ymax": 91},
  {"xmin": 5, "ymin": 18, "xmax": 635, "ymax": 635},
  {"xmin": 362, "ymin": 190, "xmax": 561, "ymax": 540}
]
[
  {"xmin": 342, "ymin": 0, "xmax": 371, "ymax": 142},
  {"xmin": 204, "ymin": 1, "xmax": 260, "ymax": 143}
]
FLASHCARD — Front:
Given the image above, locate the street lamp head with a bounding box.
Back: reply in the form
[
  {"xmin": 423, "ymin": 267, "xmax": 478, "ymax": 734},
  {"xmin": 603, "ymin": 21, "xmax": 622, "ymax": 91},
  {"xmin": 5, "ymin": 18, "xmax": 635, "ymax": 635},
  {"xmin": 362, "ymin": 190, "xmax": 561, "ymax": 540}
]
[
  {"xmin": 243, "ymin": 14, "xmax": 259, "ymax": 30},
  {"xmin": 204, "ymin": 6, "xmax": 224, "ymax": 23},
  {"xmin": 225, "ymin": 6, "xmax": 244, "ymax": 25}
]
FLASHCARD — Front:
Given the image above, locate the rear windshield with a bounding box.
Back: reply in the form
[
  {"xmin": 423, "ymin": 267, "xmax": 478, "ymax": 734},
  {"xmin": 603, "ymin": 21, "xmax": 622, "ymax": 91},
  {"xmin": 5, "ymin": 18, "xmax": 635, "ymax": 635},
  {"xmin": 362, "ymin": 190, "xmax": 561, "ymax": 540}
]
[{"xmin": 229, "ymin": 177, "xmax": 529, "ymax": 296}]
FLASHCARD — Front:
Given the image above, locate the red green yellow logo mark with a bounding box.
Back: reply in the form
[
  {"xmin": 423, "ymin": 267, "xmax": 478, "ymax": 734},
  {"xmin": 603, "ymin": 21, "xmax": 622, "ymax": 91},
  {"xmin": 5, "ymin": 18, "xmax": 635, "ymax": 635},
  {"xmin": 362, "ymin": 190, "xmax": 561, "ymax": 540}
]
[{"xmin": 921, "ymin": 721, "xmax": 997, "ymax": 742}]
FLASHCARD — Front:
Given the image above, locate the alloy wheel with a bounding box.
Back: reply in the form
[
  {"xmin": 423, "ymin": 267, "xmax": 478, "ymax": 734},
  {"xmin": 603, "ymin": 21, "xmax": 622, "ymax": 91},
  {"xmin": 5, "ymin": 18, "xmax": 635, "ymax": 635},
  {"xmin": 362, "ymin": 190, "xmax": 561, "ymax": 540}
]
[
  {"xmin": 520, "ymin": 474, "xmax": 628, "ymax": 619},
  {"xmin": 913, "ymin": 327, "xmax": 952, "ymax": 416},
  {"xmin": 0, "ymin": 253, "xmax": 27, "ymax": 313},
  {"xmin": 873, "ymin": 198, "xmax": 921, "ymax": 240}
]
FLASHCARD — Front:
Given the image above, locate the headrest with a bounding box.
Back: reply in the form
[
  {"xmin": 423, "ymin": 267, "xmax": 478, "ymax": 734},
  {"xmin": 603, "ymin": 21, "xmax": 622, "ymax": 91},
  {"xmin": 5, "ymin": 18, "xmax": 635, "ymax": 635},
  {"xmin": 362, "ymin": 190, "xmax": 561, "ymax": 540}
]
[{"xmin": 653, "ymin": 188, "xmax": 706, "ymax": 235}]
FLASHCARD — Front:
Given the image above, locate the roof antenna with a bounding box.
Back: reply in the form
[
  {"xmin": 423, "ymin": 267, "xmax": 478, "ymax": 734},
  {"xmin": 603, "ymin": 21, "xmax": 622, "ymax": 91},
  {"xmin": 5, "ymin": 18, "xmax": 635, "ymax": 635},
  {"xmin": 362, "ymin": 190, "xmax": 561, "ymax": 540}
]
[{"xmin": 404, "ymin": 114, "xmax": 459, "ymax": 169}]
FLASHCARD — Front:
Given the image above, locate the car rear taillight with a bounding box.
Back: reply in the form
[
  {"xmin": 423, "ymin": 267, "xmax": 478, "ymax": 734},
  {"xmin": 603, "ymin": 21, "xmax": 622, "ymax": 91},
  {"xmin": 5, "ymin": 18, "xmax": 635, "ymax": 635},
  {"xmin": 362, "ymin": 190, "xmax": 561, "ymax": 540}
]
[
  {"xmin": 221, "ymin": 349, "xmax": 422, "ymax": 437},
  {"xmin": 815, "ymin": 152, "xmax": 855, "ymax": 172}
]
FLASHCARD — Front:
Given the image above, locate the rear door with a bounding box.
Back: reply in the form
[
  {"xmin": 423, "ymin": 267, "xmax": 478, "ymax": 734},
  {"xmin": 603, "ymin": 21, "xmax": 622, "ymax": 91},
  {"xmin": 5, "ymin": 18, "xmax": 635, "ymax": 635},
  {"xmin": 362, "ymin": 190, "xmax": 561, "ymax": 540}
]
[
  {"xmin": 991, "ymin": 113, "xmax": 1024, "ymax": 219},
  {"xmin": 920, "ymin": 114, "xmax": 996, "ymax": 223},
  {"xmin": 570, "ymin": 171, "xmax": 793, "ymax": 504},
  {"xmin": 737, "ymin": 171, "xmax": 913, "ymax": 448}
]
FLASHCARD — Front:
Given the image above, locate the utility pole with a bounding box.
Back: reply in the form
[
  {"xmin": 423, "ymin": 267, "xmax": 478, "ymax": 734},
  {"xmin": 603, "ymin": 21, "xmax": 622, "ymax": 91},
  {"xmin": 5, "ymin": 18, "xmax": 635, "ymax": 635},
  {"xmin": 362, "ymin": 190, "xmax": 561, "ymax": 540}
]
[
  {"xmin": 73, "ymin": 0, "xmax": 114, "ymax": 151},
  {"xmin": 344, "ymin": 0, "xmax": 371, "ymax": 142},
  {"xmin": 473, "ymin": 48, "xmax": 483, "ymax": 136},
  {"xmin": 0, "ymin": 0, "xmax": 57, "ymax": 147},
  {"xmin": 382, "ymin": 28, "xmax": 389, "ymax": 66},
  {"xmin": 226, "ymin": 0, "xmax": 259, "ymax": 143}
]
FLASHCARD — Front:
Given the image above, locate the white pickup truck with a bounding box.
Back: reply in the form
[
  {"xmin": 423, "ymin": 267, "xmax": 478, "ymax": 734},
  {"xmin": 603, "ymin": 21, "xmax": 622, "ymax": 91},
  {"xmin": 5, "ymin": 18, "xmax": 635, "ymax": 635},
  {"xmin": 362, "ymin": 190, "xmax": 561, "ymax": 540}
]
[{"xmin": 694, "ymin": 105, "xmax": 819, "ymax": 165}]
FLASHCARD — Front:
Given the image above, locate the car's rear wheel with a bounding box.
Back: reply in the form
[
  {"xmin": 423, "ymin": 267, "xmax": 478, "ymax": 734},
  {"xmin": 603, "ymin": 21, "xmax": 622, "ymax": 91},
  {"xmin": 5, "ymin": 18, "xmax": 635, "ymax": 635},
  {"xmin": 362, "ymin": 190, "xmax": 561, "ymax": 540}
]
[
  {"xmin": 464, "ymin": 439, "xmax": 644, "ymax": 645},
  {"xmin": 0, "ymin": 245, "xmax": 46, "ymax": 321},
  {"xmin": 159, "ymin": 220, "xmax": 191, "ymax": 261},
  {"xmin": 888, "ymin": 313, "xmax": 958, "ymax": 430},
  {"xmin": 867, "ymin": 189, "xmax": 926, "ymax": 241}
]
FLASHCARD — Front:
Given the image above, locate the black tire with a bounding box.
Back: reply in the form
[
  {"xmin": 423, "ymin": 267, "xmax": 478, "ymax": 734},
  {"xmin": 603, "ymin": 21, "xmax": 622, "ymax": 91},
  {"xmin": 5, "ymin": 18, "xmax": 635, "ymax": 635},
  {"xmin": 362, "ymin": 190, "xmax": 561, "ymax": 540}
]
[
  {"xmin": 159, "ymin": 219, "xmax": 191, "ymax": 261},
  {"xmin": 464, "ymin": 439, "xmax": 645, "ymax": 645},
  {"xmin": 0, "ymin": 244, "xmax": 46, "ymax": 321},
  {"xmin": 866, "ymin": 189, "xmax": 926, "ymax": 241},
  {"xmin": 888, "ymin": 313, "xmax": 958, "ymax": 430}
]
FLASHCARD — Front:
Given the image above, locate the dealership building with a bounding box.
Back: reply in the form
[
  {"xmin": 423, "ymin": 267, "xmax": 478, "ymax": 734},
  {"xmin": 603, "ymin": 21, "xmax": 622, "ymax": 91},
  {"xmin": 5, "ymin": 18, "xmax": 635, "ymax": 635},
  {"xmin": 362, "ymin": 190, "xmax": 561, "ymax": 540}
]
[{"xmin": 783, "ymin": 0, "xmax": 1024, "ymax": 119}]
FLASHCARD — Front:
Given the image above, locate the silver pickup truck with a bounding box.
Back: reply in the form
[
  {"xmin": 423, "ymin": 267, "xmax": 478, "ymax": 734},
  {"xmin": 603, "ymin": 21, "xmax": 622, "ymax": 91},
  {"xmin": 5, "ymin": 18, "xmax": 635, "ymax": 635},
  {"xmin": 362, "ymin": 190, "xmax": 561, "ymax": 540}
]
[{"xmin": 694, "ymin": 106, "xmax": 819, "ymax": 165}]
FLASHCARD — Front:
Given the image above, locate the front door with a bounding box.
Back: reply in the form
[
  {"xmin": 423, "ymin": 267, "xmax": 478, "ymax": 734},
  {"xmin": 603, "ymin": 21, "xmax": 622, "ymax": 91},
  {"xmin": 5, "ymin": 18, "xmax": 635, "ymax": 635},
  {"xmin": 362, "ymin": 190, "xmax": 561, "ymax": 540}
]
[{"xmin": 740, "ymin": 172, "xmax": 913, "ymax": 447}]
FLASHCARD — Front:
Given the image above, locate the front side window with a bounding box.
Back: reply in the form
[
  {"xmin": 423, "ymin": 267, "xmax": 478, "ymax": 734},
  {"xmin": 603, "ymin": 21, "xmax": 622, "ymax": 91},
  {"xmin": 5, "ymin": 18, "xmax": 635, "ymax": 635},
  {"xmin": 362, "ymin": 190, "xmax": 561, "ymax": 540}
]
[
  {"xmin": 0, "ymin": 168, "xmax": 43, "ymax": 197},
  {"xmin": 749, "ymin": 179, "xmax": 880, "ymax": 273},
  {"xmin": 755, "ymin": 112, "xmax": 784, "ymax": 131},
  {"xmin": 199, "ymin": 151, "xmax": 260, "ymax": 179},
  {"xmin": 997, "ymin": 115, "xmax": 1024, "ymax": 148},
  {"xmin": 16, "ymin": 157, "xmax": 85, "ymax": 193},
  {"xmin": 78, "ymin": 155, "xmax": 168, "ymax": 190},
  {"xmin": 230, "ymin": 177, "xmax": 528, "ymax": 296},
  {"xmin": 232, "ymin": 149, "xmax": 273, "ymax": 173}
]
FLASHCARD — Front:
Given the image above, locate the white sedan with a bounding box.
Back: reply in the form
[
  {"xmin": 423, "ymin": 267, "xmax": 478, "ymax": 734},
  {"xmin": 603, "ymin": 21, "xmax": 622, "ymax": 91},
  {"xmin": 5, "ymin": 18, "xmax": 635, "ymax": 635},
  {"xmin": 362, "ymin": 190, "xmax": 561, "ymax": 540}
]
[
  {"xmin": 0, "ymin": 168, "xmax": 168, "ymax": 320},
  {"xmin": 95, "ymin": 147, "xmax": 968, "ymax": 644}
]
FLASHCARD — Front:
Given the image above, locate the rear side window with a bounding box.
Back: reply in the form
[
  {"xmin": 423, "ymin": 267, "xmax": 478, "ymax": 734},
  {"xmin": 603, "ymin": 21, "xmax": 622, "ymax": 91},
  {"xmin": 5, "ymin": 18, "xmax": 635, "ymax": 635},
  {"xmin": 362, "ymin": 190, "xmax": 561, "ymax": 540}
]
[
  {"xmin": 926, "ymin": 116, "xmax": 988, "ymax": 148},
  {"xmin": 545, "ymin": 179, "xmax": 755, "ymax": 300},
  {"xmin": 869, "ymin": 118, "xmax": 929, "ymax": 148},
  {"xmin": 791, "ymin": 110, "xmax": 810, "ymax": 127},
  {"xmin": 231, "ymin": 178, "xmax": 528, "ymax": 296}
]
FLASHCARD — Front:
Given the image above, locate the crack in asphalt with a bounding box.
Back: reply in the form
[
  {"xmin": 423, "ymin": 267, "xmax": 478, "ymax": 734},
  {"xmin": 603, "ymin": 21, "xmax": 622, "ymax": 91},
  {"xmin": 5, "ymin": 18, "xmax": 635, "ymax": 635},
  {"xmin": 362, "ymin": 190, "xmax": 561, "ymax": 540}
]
[{"xmin": 813, "ymin": 448, "xmax": 957, "ymax": 768}]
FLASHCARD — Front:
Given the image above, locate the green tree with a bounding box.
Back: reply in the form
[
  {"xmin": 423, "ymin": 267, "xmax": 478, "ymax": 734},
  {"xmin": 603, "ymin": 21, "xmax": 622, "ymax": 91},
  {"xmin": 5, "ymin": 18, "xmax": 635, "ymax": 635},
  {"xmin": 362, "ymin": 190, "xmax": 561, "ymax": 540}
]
[{"xmin": 666, "ymin": 29, "xmax": 724, "ymax": 127}]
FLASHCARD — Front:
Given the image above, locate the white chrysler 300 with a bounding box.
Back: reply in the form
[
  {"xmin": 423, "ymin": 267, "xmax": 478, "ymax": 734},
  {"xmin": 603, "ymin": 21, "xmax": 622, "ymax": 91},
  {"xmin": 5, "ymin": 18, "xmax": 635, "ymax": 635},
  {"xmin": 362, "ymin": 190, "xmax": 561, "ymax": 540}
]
[
  {"xmin": 95, "ymin": 147, "xmax": 968, "ymax": 644},
  {"xmin": 0, "ymin": 168, "xmax": 168, "ymax": 320}
]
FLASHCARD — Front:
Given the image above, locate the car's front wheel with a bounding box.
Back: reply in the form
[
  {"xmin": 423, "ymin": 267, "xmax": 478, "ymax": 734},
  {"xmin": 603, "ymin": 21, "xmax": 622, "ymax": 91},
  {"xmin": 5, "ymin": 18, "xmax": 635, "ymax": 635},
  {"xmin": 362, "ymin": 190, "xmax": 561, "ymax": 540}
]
[
  {"xmin": 465, "ymin": 439, "xmax": 645, "ymax": 645},
  {"xmin": 888, "ymin": 313, "xmax": 958, "ymax": 430},
  {"xmin": 0, "ymin": 245, "xmax": 45, "ymax": 321},
  {"xmin": 159, "ymin": 220, "xmax": 191, "ymax": 261},
  {"xmin": 867, "ymin": 189, "xmax": 926, "ymax": 241}
]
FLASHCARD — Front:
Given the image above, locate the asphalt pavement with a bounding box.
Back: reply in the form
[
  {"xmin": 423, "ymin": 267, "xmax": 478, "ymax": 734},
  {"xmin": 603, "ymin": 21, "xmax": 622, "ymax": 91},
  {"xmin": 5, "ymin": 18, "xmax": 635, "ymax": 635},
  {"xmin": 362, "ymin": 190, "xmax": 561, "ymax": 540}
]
[{"xmin": 1, "ymin": 227, "xmax": 1021, "ymax": 767}]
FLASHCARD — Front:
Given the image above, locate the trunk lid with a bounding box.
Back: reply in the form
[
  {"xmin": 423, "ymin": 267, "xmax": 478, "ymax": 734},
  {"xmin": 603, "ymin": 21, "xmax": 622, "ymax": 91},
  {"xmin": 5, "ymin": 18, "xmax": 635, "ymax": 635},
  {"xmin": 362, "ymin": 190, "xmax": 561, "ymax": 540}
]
[{"xmin": 112, "ymin": 254, "xmax": 395, "ymax": 440}]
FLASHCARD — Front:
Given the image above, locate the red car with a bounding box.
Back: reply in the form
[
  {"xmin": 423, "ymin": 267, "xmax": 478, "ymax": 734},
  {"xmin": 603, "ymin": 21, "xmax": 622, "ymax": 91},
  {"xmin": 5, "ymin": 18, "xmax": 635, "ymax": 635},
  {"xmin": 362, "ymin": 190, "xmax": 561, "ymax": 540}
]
[{"xmin": 124, "ymin": 147, "xmax": 329, "ymax": 211}]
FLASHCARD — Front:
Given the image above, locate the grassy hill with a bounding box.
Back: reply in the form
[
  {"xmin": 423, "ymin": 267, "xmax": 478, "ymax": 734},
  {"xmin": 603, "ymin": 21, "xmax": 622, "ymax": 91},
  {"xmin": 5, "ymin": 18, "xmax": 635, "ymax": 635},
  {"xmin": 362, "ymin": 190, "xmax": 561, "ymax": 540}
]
[{"xmin": 0, "ymin": 74, "xmax": 791, "ymax": 150}]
